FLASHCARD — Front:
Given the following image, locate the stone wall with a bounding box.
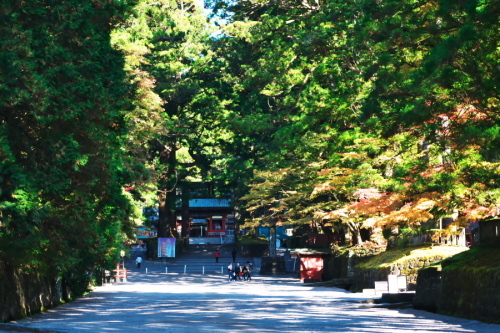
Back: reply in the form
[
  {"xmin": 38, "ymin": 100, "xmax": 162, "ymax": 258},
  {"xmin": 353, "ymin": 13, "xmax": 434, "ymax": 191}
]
[
  {"xmin": 439, "ymin": 264, "xmax": 500, "ymax": 323},
  {"xmin": 388, "ymin": 230, "xmax": 466, "ymax": 249},
  {"xmin": 352, "ymin": 250, "xmax": 454, "ymax": 292},
  {"xmin": 353, "ymin": 256, "xmax": 448, "ymax": 291},
  {"xmin": 325, "ymin": 245, "xmax": 386, "ymax": 287},
  {"xmin": 414, "ymin": 247, "xmax": 500, "ymax": 324},
  {"xmin": 328, "ymin": 251, "xmax": 375, "ymax": 280},
  {"xmin": 413, "ymin": 266, "xmax": 441, "ymax": 312},
  {"xmin": 0, "ymin": 265, "xmax": 70, "ymax": 322}
]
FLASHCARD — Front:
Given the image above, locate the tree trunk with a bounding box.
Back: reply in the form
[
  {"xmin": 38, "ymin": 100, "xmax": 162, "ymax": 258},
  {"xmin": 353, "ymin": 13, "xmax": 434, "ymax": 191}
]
[
  {"xmin": 157, "ymin": 141, "xmax": 178, "ymax": 238},
  {"xmin": 269, "ymin": 225, "xmax": 277, "ymax": 257},
  {"xmin": 346, "ymin": 221, "xmax": 363, "ymax": 245},
  {"xmin": 354, "ymin": 230, "xmax": 363, "ymax": 245},
  {"xmin": 158, "ymin": 190, "xmax": 168, "ymax": 238},
  {"xmin": 181, "ymin": 182, "xmax": 190, "ymax": 240}
]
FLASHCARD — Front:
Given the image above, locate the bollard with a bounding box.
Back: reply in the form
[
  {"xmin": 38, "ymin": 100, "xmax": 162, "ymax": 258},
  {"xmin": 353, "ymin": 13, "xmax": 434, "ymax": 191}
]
[
  {"xmin": 221, "ymin": 266, "xmax": 223, "ymax": 275},
  {"xmin": 165, "ymin": 267, "xmax": 168, "ymax": 274},
  {"xmin": 203, "ymin": 266, "xmax": 205, "ymax": 275},
  {"xmin": 184, "ymin": 265, "xmax": 187, "ymax": 274},
  {"xmin": 146, "ymin": 267, "xmax": 148, "ymax": 274}
]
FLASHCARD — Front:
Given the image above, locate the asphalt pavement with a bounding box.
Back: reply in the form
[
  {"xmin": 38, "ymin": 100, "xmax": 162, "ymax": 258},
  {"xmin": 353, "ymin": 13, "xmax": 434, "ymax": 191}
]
[{"xmin": 2, "ymin": 244, "xmax": 500, "ymax": 333}]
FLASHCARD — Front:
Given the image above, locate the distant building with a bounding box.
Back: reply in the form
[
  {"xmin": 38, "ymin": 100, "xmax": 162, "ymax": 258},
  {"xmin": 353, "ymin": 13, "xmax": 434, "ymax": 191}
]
[
  {"xmin": 136, "ymin": 182, "xmax": 235, "ymax": 244},
  {"xmin": 178, "ymin": 198, "xmax": 234, "ymax": 240},
  {"xmin": 175, "ymin": 182, "xmax": 235, "ymax": 244}
]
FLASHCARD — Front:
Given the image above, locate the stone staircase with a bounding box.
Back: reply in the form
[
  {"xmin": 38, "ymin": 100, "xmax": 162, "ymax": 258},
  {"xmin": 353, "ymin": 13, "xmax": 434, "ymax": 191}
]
[{"xmin": 126, "ymin": 243, "xmax": 256, "ymax": 276}]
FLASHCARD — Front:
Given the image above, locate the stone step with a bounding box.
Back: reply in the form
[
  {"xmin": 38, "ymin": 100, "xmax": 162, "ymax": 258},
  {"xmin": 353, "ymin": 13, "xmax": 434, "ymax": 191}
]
[
  {"xmin": 378, "ymin": 292, "xmax": 416, "ymax": 303},
  {"xmin": 363, "ymin": 289, "xmax": 376, "ymax": 296}
]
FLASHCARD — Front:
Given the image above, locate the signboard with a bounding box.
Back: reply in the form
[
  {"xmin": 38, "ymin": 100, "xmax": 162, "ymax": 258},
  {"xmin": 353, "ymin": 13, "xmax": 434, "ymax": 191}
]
[
  {"xmin": 136, "ymin": 227, "xmax": 157, "ymax": 239},
  {"xmin": 158, "ymin": 238, "xmax": 176, "ymax": 258}
]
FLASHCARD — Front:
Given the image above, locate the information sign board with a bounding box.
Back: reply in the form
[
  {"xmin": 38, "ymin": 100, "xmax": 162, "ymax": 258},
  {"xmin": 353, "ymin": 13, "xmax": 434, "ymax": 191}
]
[{"xmin": 158, "ymin": 238, "xmax": 176, "ymax": 258}]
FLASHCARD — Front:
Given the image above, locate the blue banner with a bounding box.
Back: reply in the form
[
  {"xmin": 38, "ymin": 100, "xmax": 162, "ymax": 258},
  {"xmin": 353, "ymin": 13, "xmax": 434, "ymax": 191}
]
[{"xmin": 158, "ymin": 238, "xmax": 176, "ymax": 258}]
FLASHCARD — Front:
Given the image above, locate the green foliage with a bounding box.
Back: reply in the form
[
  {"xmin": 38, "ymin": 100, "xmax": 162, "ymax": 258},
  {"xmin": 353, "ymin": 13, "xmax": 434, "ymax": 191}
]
[
  {"xmin": 209, "ymin": 0, "xmax": 500, "ymax": 243},
  {"xmin": 238, "ymin": 234, "xmax": 269, "ymax": 245},
  {"xmin": 1, "ymin": 0, "xmax": 499, "ymax": 301},
  {"xmin": 357, "ymin": 245, "xmax": 467, "ymax": 270},
  {"xmin": 394, "ymin": 227, "xmax": 421, "ymax": 248},
  {"xmin": 112, "ymin": 0, "xmax": 244, "ymax": 237},
  {"xmin": 441, "ymin": 246, "xmax": 500, "ymax": 270},
  {"xmin": 0, "ymin": 0, "xmax": 137, "ymax": 296}
]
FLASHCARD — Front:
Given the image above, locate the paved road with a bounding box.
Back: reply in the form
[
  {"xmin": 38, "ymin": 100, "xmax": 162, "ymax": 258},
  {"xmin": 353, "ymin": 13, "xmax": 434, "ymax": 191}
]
[
  {"xmin": 2, "ymin": 247, "xmax": 500, "ymax": 333},
  {"xmin": 5, "ymin": 273, "xmax": 500, "ymax": 333}
]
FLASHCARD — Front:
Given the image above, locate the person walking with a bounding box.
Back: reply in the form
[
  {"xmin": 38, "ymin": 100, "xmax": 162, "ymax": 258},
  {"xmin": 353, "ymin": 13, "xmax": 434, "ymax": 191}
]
[
  {"xmin": 231, "ymin": 248, "xmax": 237, "ymax": 262},
  {"xmin": 227, "ymin": 262, "xmax": 234, "ymax": 281},
  {"xmin": 245, "ymin": 261, "xmax": 252, "ymax": 281},
  {"xmin": 215, "ymin": 250, "xmax": 220, "ymax": 263},
  {"xmin": 135, "ymin": 256, "xmax": 143, "ymax": 269}
]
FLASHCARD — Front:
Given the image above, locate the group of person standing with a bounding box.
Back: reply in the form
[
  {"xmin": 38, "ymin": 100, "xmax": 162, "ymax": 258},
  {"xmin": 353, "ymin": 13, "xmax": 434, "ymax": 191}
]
[
  {"xmin": 227, "ymin": 262, "xmax": 252, "ymax": 281},
  {"xmin": 216, "ymin": 249, "xmax": 254, "ymax": 281}
]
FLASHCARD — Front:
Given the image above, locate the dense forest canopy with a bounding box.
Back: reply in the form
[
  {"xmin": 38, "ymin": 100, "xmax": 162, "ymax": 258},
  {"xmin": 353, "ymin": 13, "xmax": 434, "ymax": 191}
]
[
  {"xmin": 1, "ymin": 0, "xmax": 499, "ymax": 292},
  {"xmin": 0, "ymin": 0, "xmax": 139, "ymax": 294},
  {"xmin": 210, "ymin": 0, "xmax": 500, "ymax": 242}
]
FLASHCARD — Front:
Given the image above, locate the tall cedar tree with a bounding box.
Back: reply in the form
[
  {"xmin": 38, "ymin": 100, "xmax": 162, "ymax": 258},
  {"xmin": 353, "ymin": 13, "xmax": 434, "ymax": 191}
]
[
  {"xmin": 0, "ymin": 0, "xmax": 136, "ymax": 295},
  {"xmin": 113, "ymin": 0, "xmax": 237, "ymax": 238}
]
